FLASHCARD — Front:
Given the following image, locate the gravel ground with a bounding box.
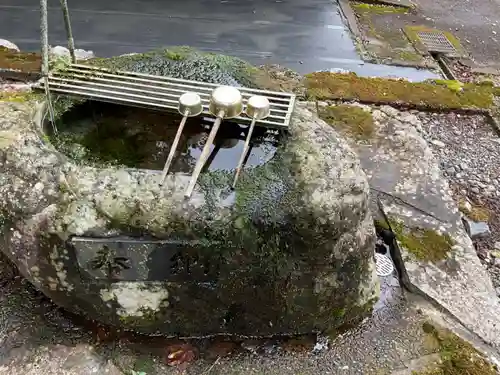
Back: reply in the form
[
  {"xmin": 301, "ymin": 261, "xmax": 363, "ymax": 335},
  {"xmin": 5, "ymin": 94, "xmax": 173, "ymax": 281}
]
[
  {"xmin": 443, "ymin": 58, "xmax": 500, "ymax": 85},
  {"xmin": 445, "ymin": 59, "xmax": 476, "ymax": 83},
  {"xmin": 415, "ymin": 111, "xmax": 500, "ymax": 293}
]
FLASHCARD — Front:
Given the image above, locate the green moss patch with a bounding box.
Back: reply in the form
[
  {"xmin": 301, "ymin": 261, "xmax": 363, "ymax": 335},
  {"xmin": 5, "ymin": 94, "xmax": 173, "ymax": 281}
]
[
  {"xmin": 458, "ymin": 199, "xmax": 491, "ymax": 222},
  {"xmin": 396, "ymin": 50, "xmax": 424, "ymax": 62},
  {"xmin": 86, "ymin": 47, "xmax": 261, "ymax": 89},
  {"xmin": 374, "ymin": 219, "xmax": 390, "ymax": 230},
  {"xmin": 305, "ymin": 72, "xmax": 494, "ymax": 110},
  {"xmin": 87, "ymin": 46, "xmax": 193, "ymax": 68},
  {"xmin": 404, "ymin": 26, "xmax": 466, "ymax": 57},
  {"xmin": 389, "ymin": 220, "xmax": 454, "ymax": 263},
  {"xmin": 415, "ymin": 322, "xmax": 498, "ymax": 375},
  {"xmin": 0, "ymin": 47, "xmax": 41, "ymax": 73},
  {"xmin": 162, "ymin": 46, "xmax": 193, "ymax": 61},
  {"xmin": 0, "ymin": 91, "xmax": 41, "ymax": 103},
  {"xmin": 319, "ymin": 104, "xmax": 375, "ymax": 140},
  {"xmin": 433, "ymin": 80, "xmax": 464, "ymax": 93},
  {"xmin": 352, "ymin": 3, "xmax": 410, "ymax": 15}
]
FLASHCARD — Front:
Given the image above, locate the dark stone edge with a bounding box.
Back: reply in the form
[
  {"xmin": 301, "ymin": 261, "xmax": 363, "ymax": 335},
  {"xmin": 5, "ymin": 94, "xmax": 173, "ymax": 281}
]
[
  {"xmin": 486, "ymin": 110, "xmax": 500, "ymax": 137},
  {"xmin": 324, "ymin": 98, "xmax": 493, "ymax": 116},
  {"xmin": 0, "ymin": 69, "xmax": 40, "ymax": 82}
]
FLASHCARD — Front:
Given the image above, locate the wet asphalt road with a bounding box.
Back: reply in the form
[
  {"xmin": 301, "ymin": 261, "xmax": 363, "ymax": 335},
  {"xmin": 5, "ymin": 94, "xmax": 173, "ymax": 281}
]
[
  {"xmin": 0, "ymin": 0, "xmax": 361, "ymax": 74},
  {"xmin": 0, "ymin": 0, "xmax": 440, "ymax": 80}
]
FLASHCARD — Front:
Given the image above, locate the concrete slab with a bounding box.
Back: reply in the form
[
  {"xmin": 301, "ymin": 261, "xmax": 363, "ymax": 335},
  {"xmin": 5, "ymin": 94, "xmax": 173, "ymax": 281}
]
[
  {"xmin": 414, "ymin": 0, "xmax": 500, "ymax": 67},
  {"xmin": 349, "ymin": 5, "xmax": 437, "ymax": 68},
  {"xmin": 316, "ymin": 102, "xmax": 500, "ymax": 354}
]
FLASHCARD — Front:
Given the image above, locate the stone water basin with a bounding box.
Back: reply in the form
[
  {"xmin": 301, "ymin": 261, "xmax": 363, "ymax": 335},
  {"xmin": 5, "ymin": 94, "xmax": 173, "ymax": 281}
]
[{"xmin": 0, "ymin": 49, "xmax": 379, "ymax": 337}]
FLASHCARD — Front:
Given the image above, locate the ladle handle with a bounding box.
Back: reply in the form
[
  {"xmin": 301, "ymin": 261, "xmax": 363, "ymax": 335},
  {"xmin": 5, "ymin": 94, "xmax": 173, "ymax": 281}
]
[
  {"xmin": 159, "ymin": 110, "xmax": 189, "ymax": 186},
  {"xmin": 184, "ymin": 115, "xmax": 224, "ymax": 198},
  {"xmin": 232, "ymin": 117, "xmax": 257, "ymax": 189}
]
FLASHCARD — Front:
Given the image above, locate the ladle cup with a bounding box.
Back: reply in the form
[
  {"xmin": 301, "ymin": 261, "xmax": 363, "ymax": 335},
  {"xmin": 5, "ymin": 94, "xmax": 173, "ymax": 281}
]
[
  {"xmin": 184, "ymin": 86, "xmax": 243, "ymax": 198},
  {"xmin": 159, "ymin": 92, "xmax": 202, "ymax": 185},
  {"xmin": 231, "ymin": 95, "xmax": 271, "ymax": 189}
]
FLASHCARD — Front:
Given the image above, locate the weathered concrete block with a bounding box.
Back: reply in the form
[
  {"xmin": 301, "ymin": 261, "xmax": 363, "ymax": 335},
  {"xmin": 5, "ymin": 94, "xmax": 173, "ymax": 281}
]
[
  {"xmin": 333, "ymin": 103, "xmax": 500, "ymax": 351},
  {"xmin": 0, "ymin": 48, "xmax": 378, "ymax": 336}
]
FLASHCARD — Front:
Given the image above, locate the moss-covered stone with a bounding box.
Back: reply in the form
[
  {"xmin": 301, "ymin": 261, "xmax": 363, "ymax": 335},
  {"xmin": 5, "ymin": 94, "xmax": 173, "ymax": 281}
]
[
  {"xmin": 389, "ymin": 220, "xmax": 454, "ymax": 263},
  {"xmin": 319, "ymin": 104, "xmax": 375, "ymax": 140},
  {"xmin": 325, "ymin": 296, "xmax": 378, "ymax": 339},
  {"xmin": 414, "ymin": 322, "xmax": 497, "ymax": 375},
  {"xmin": 85, "ymin": 47, "xmax": 261, "ymax": 89},
  {"xmin": 0, "ymin": 49, "xmax": 379, "ymax": 337},
  {"xmin": 305, "ymin": 72, "xmax": 494, "ymax": 109},
  {"xmin": 118, "ymin": 306, "xmax": 168, "ymax": 328}
]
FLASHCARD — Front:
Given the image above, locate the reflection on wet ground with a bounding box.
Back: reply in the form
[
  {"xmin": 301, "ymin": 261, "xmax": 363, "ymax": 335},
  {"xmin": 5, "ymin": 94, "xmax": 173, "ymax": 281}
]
[
  {"xmin": 344, "ymin": 62, "xmax": 440, "ymax": 81},
  {"xmin": 52, "ymin": 101, "xmax": 280, "ymax": 172}
]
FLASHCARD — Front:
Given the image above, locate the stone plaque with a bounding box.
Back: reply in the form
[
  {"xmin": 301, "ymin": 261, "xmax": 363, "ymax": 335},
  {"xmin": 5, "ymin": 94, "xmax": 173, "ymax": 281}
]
[{"xmin": 69, "ymin": 236, "xmax": 220, "ymax": 282}]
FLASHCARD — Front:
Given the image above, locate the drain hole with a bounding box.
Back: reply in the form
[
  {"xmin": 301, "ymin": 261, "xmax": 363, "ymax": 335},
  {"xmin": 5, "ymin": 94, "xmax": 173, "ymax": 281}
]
[
  {"xmin": 432, "ymin": 53, "xmax": 457, "ymax": 80},
  {"xmin": 375, "ymin": 240, "xmax": 389, "ymax": 255},
  {"xmin": 375, "ymin": 253, "xmax": 394, "ymax": 277}
]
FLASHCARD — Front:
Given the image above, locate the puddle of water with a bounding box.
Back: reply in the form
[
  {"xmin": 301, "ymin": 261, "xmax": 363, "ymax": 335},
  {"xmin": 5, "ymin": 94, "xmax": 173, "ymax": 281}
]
[
  {"xmin": 322, "ymin": 61, "xmax": 441, "ymax": 82},
  {"xmin": 351, "ymin": 62, "xmax": 441, "ymax": 82},
  {"xmin": 50, "ymin": 101, "xmax": 280, "ymax": 172}
]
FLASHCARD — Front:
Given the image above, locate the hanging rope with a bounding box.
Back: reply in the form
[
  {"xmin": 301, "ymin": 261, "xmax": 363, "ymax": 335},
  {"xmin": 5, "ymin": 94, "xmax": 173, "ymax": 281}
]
[
  {"xmin": 39, "ymin": 0, "xmax": 49, "ymax": 77},
  {"xmin": 40, "ymin": 0, "xmax": 57, "ymax": 134},
  {"xmin": 59, "ymin": 0, "xmax": 76, "ymax": 63}
]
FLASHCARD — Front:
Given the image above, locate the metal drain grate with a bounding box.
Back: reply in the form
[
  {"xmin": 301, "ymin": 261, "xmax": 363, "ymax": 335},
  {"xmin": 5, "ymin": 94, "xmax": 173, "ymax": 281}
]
[
  {"xmin": 375, "ymin": 253, "xmax": 394, "ymax": 277},
  {"xmin": 36, "ymin": 63, "xmax": 296, "ymax": 130},
  {"xmin": 415, "ymin": 31, "xmax": 458, "ymax": 54}
]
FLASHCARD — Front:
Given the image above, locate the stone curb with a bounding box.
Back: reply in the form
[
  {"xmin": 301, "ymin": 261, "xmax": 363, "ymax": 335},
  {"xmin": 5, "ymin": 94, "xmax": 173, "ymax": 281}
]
[
  {"xmin": 387, "ymin": 225, "xmax": 500, "ymax": 357},
  {"xmin": 337, "ymin": 0, "xmax": 363, "ymax": 41}
]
